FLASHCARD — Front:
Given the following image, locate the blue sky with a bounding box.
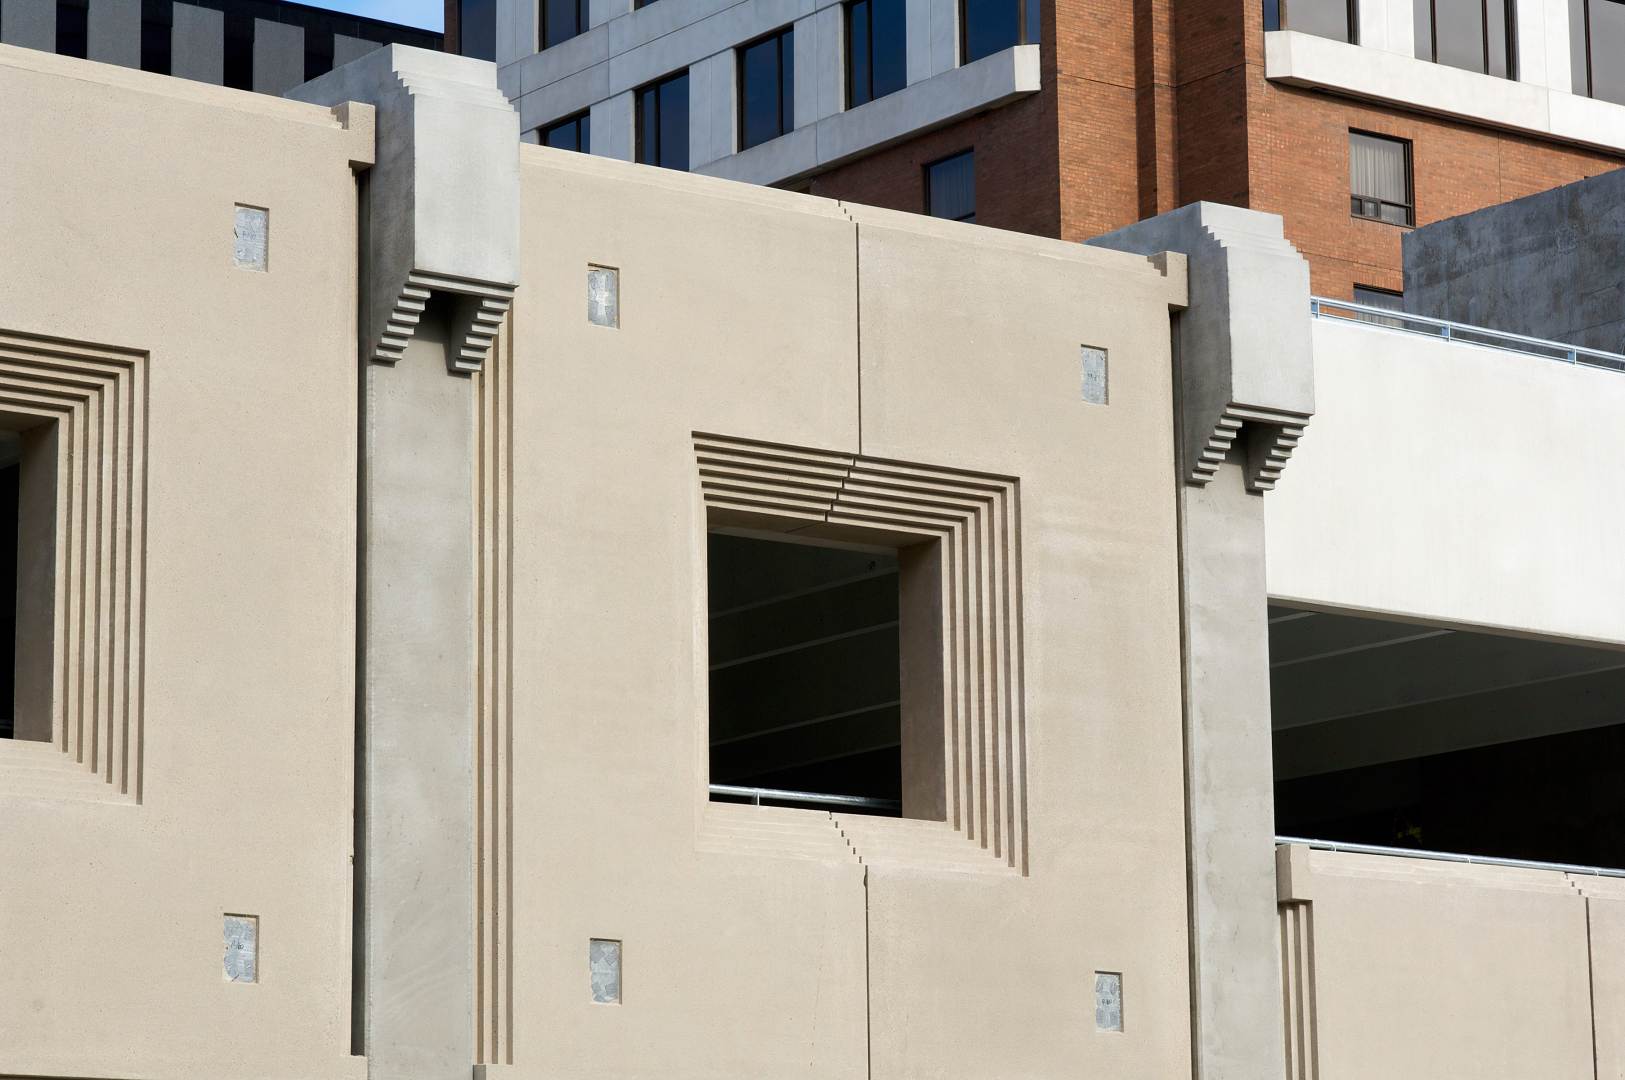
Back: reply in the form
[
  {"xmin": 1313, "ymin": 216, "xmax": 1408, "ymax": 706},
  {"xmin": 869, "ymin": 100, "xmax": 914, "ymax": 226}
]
[{"xmin": 305, "ymin": 0, "xmax": 444, "ymax": 31}]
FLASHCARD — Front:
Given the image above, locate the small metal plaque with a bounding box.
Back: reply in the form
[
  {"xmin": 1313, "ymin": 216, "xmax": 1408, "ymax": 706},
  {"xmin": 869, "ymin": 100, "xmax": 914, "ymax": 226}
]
[
  {"xmin": 589, "ymin": 938, "xmax": 621, "ymax": 1004},
  {"xmin": 587, "ymin": 266, "xmax": 619, "ymax": 328},
  {"xmin": 224, "ymin": 914, "xmax": 258, "ymax": 983},
  {"xmin": 1094, "ymin": 971, "xmax": 1122, "ymax": 1031},
  {"xmin": 1082, "ymin": 346, "xmax": 1109, "ymax": 405},
  {"xmin": 233, "ymin": 205, "xmax": 268, "ymax": 271}
]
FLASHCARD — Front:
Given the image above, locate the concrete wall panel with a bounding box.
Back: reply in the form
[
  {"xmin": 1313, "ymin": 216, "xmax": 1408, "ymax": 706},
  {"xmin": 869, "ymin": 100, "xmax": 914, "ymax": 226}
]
[
  {"xmin": 89, "ymin": 0, "xmax": 141, "ymax": 67},
  {"xmin": 2, "ymin": 0, "xmax": 55, "ymax": 51},
  {"xmin": 253, "ymin": 18, "xmax": 305, "ymax": 95},
  {"xmin": 171, "ymin": 2, "xmax": 224, "ymax": 83}
]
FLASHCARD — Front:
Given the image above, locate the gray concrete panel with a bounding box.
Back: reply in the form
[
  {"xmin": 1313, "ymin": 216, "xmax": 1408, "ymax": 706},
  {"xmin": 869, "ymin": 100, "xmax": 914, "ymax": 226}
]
[
  {"xmin": 1, "ymin": 0, "xmax": 55, "ymax": 51},
  {"xmin": 689, "ymin": 51, "xmax": 735, "ymax": 167},
  {"xmin": 333, "ymin": 33, "xmax": 382, "ymax": 67},
  {"xmin": 253, "ymin": 19, "xmax": 305, "ymax": 95},
  {"xmin": 89, "ymin": 0, "xmax": 141, "ymax": 68},
  {"xmin": 497, "ymin": 0, "xmax": 535, "ymax": 65},
  {"xmin": 905, "ymin": 0, "xmax": 932, "ymax": 82},
  {"xmin": 605, "ymin": 0, "xmax": 803, "ymax": 98},
  {"xmin": 516, "ymin": 62, "xmax": 610, "ymax": 136},
  {"xmin": 927, "ymin": 0, "xmax": 956, "ymax": 75},
  {"xmin": 589, "ymin": 90, "xmax": 635, "ymax": 159},
  {"xmin": 592, "ymin": 0, "xmax": 634, "ymax": 29},
  {"xmin": 701, "ymin": 122, "xmax": 817, "ymax": 182},
  {"xmin": 810, "ymin": 4, "xmax": 842, "ymax": 119},
  {"xmin": 171, "ymin": 3, "xmax": 224, "ymax": 84}
]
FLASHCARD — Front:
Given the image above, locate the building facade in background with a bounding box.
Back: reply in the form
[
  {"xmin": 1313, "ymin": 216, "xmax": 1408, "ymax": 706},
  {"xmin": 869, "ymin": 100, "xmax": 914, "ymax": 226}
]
[
  {"xmin": 448, "ymin": 0, "xmax": 1624, "ymax": 296},
  {"xmin": 0, "ymin": 0, "xmax": 438, "ymax": 94}
]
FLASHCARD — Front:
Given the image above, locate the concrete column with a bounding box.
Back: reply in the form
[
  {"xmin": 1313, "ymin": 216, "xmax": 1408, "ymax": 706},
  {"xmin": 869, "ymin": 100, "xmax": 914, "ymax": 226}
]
[
  {"xmin": 89, "ymin": 0, "xmax": 141, "ymax": 68},
  {"xmin": 359, "ymin": 303, "xmax": 477, "ymax": 1080},
  {"xmin": 905, "ymin": 0, "xmax": 932, "ymax": 82},
  {"xmin": 171, "ymin": 3, "xmax": 224, "ymax": 84},
  {"xmin": 800, "ymin": 7, "xmax": 842, "ymax": 125},
  {"xmin": 1, "ymin": 0, "xmax": 55, "ymax": 51},
  {"xmin": 591, "ymin": 89, "xmax": 636, "ymax": 161},
  {"xmin": 1090, "ymin": 203, "xmax": 1314, "ymax": 1080},
  {"xmin": 591, "ymin": 0, "xmax": 633, "ymax": 30},
  {"xmin": 927, "ymin": 0, "xmax": 957, "ymax": 75},
  {"xmin": 334, "ymin": 34, "xmax": 380, "ymax": 67},
  {"xmin": 1535, "ymin": 0, "xmax": 1573, "ymax": 92},
  {"xmin": 497, "ymin": 0, "xmax": 536, "ymax": 66},
  {"xmin": 688, "ymin": 53, "xmax": 735, "ymax": 168},
  {"xmin": 254, "ymin": 19, "xmax": 305, "ymax": 95}
]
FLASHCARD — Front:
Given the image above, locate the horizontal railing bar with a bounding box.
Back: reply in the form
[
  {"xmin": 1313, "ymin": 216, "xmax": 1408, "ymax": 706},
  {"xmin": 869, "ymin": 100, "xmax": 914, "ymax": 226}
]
[
  {"xmin": 1276, "ymin": 835, "xmax": 1625, "ymax": 878},
  {"xmin": 1310, "ymin": 296, "xmax": 1625, "ymax": 368},
  {"xmin": 709, "ymin": 783, "xmax": 901, "ymax": 810}
]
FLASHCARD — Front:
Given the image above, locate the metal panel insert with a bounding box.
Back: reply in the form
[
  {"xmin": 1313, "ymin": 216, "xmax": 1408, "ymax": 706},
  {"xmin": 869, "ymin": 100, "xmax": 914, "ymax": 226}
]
[
  {"xmin": 587, "ymin": 266, "xmax": 619, "ymax": 328},
  {"xmin": 589, "ymin": 938, "xmax": 622, "ymax": 1004},
  {"xmin": 233, "ymin": 205, "xmax": 268, "ymax": 271},
  {"xmin": 224, "ymin": 914, "xmax": 259, "ymax": 983},
  {"xmin": 1082, "ymin": 346, "xmax": 1109, "ymax": 405},
  {"xmin": 1094, "ymin": 970, "xmax": 1122, "ymax": 1031}
]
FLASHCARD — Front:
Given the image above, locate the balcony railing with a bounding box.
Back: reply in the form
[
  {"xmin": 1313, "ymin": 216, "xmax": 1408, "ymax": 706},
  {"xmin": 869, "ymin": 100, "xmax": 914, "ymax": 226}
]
[
  {"xmin": 1311, "ymin": 296, "xmax": 1625, "ymax": 374},
  {"xmin": 709, "ymin": 783, "xmax": 901, "ymax": 812},
  {"xmin": 1276, "ymin": 834, "xmax": 1625, "ymax": 878}
]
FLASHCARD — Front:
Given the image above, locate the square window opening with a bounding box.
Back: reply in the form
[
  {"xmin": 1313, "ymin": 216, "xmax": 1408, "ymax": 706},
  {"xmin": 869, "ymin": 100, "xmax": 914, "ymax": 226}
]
[
  {"xmin": 0, "ymin": 417, "xmax": 59, "ymax": 744},
  {"xmin": 1349, "ymin": 131, "xmax": 1414, "ymax": 227},
  {"xmin": 926, "ymin": 149, "xmax": 976, "ymax": 223},
  {"xmin": 706, "ymin": 527, "xmax": 945, "ymax": 820}
]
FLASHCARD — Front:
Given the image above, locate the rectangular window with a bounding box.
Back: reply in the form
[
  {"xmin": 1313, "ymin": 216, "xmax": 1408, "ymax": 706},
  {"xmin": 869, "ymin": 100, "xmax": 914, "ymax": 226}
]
[
  {"xmin": 139, "ymin": 0, "xmax": 172, "ymax": 74},
  {"xmin": 1349, "ymin": 131, "xmax": 1413, "ymax": 227},
  {"xmin": 223, "ymin": 10, "xmax": 254, "ymax": 90},
  {"xmin": 926, "ymin": 150, "xmax": 976, "ymax": 223},
  {"xmin": 541, "ymin": 111, "xmax": 591, "ymax": 154},
  {"xmin": 1415, "ymin": 0, "xmax": 1514, "ymax": 77},
  {"xmin": 635, "ymin": 0, "xmax": 659, "ymax": 9},
  {"xmin": 0, "ymin": 422, "xmax": 59, "ymax": 744},
  {"xmin": 636, "ymin": 71, "xmax": 690, "ymax": 171},
  {"xmin": 1274, "ymin": 0, "xmax": 1357, "ymax": 40},
  {"xmin": 846, "ymin": 0, "xmax": 907, "ymax": 108},
  {"xmin": 56, "ymin": 0, "xmax": 89, "ymax": 59},
  {"xmin": 960, "ymin": 0, "xmax": 1036, "ymax": 64},
  {"xmin": 1352, "ymin": 285, "xmax": 1406, "ymax": 327},
  {"xmin": 542, "ymin": 0, "xmax": 587, "ymax": 49},
  {"xmin": 458, "ymin": 0, "xmax": 497, "ymax": 59},
  {"xmin": 1574, "ymin": 0, "xmax": 1625, "ymax": 104},
  {"xmin": 738, "ymin": 27, "xmax": 795, "ymax": 151}
]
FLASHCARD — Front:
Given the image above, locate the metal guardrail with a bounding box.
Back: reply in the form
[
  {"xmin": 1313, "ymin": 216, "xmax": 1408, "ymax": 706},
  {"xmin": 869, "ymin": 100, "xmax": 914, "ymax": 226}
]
[
  {"xmin": 1310, "ymin": 296, "xmax": 1625, "ymax": 374},
  {"xmin": 708, "ymin": 783, "xmax": 900, "ymax": 811},
  {"xmin": 1276, "ymin": 835, "xmax": 1625, "ymax": 879}
]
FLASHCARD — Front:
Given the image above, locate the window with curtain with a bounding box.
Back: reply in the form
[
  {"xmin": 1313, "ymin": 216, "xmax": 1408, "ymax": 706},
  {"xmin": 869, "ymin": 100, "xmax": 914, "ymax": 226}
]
[
  {"xmin": 738, "ymin": 26, "xmax": 795, "ymax": 151},
  {"xmin": 636, "ymin": 71, "xmax": 690, "ymax": 170},
  {"xmin": 541, "ymin": 112, "xmax": 591, "ymax": 154},
  {"xmin": 542, "ymin": 0, "xmax": 587, "ymax": 49},
  {"xmin": 846, "ymin": 0, "xmax": 907, "ymax": 108},
  {"xmin": 1349, "ymin": 131, "xmax": 1413, "ymax": 227},
  {"xmin": 1573, "ymin": 0, "xmax": 1625, "ymax": 105},
  {"xmin": 1415, "ymin": 0, "xmax": 1514, "ymax": 77},
  {"xmin": 1270, "ymin": 0, "xmax": 1357, "ymax": 42},
  {"xmin": 961, "ymin": 0, "xmax": 1039, "ymax": 64},
  {"xmin": 926, "ymin": 150, "xmax": 976, "ymax": 223}
]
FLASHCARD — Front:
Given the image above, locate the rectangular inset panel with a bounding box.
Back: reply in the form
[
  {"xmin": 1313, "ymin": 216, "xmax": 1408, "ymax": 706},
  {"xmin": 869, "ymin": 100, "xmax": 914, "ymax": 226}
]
[
  {"xmin": 224, "ymin": 914, "xmax": 259, "ymax": 983},
  {"xmin": 1081, "ymin": 346, "xmax": 1108, "ymax": 405},
  {"xmin": 589, "ymin": 938, "xmax": 622, "ymax": 1003},
  {"xmin": 587, "ymin": 266, "xmax": 619, "ymax": 327},
  {"xmin": 1094, "ymin": 971, "xmax": 1122, "ymax": 1031},
  {"xmin": 233, "ymin": 205, "xmax": 268, "ymax": 271}
]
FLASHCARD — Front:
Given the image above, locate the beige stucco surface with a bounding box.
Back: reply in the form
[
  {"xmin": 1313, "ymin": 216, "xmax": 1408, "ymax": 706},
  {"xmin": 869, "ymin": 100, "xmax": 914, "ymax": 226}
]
[
  {"xmin": 1266, "ymin": 318, "xmax": 1625, "ymax": 645},
  {"xmin": 504, "ymin": 149, "xmax": 1192, "ymax": 1078},
  {"xmin": 0, "ymin": 47, "xmax": 362, "ymax": 1080},
  {"xmin": 1279, "ymin": 844, "xmax": 1604, "ymax": 1079}
]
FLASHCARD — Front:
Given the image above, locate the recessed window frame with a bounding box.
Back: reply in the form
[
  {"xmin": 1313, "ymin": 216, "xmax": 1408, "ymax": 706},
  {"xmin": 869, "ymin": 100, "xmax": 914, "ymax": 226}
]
[
  {"xmin": 845, "ymin": 0, "xmax": 908, "ymax": 109},
  {"xmin": 540, "ymin": 0, "xmax": 589, "ymax": 50},
  {"xmin": 540, "ymin": 111, "xmax": 592, "ymax": 154},
  {"xmin": 0, "ymin": 419, "xmax": 59, "ymax": 745},
  {"xmin": 1574, "ymin": 0, "xmax": 1625, "ymax": 105},
  {"xmin": 959, "ymin": 0, "xmax": 1038, "ymax": 65},
  {"xmin": 1267, "ymin": 0, "xmax": 1358, "ymax": 41},
  {"xmin": 635, "ymin": 70, "xmax": 691, "ymax": 171},
  {"xmin": 1414, "ymin": 0, "xmax": 1516, "ymax": 78},
  {"xmin": 736, "ymin": 25, "xmax": 796, "ymax": 152},
  {"xmin": 925, "ymin": 149, "xmax": 976, "ymax": 223},
  {"xmin": 1348, "ymin": 130, "xmax": 1415, "ymax": 228}
]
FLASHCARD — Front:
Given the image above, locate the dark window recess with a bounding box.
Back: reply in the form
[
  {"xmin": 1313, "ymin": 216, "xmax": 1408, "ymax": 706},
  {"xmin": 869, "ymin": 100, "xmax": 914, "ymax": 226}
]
[
  {"xmin": 1415, "ymin": 0, "xmax": 1514, "ymax": 77},
  {"xmin": 0, "ymin": 454, "xmax": 15, "ymax": 740},
  {"xmin": 707, "ymin": 533, "xmax": 903, "ymax": 813},
  {"xmin": 635, "ymin": 0, "xmax": 659, "ymax": 9},
  {"xmin": 542, "ymin": 111, "xmax": 591, "ymax": 153},
  {"xmin": 738, "ymin": 26, "xmax": 795, "ymax": 151},
  {"xmin": 1349, "ymin": 131, "xmax": 1414, "ymax": 227},
  {"xmin": 926, "ymin": 150, "xmax": 975, "ymax": 223},
  {"xmin": 140, "ymin": 0, "xmax": 172, "ymax": 75},
  {"xmin": 1275, "ymin": 0, "xmax": 1356, "ymax": 41},
  {"xmin": 542, "ymin": 0, "xmax": 587, "ymax": 49},
  {"xmin": 56, "ymin": 0, "xmax": 88, "ymax": 59},
  {"xmin": 846, "ymin": 0, "xmax": 907, "ymax": 108},
  {"xmin": 636, "ymin": 71, "xmax": 690, "ymax": 170},
  {"xmin": 1574, "ymin": 0, "xmax": 1625, "ymax": 105},
  {"xmin": 305, "ymin": 26, "xmax": 334, "ymax": 82},
  {"xmin": 459, "ymin": 0, "xmax": 496, "ymax": 59},
  {"xmin": 960, "ymin": 0, "xmax": 1036, "ymax": 64},
  {"xmin": 223, "ymin": 9, "xmax": 253, "ymax": 90}
]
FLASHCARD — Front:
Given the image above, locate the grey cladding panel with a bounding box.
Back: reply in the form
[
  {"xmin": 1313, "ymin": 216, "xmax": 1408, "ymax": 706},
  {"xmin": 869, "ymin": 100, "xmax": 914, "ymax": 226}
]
[
  {"xmin": 1, "ymin": 0, "xmax": 56, "ymax": 50},
  {"xmin": 171, "ymin": 2, "xmax": 224, "ymax": 83},
  {"xmin": 253, "ymin": 19, "xmax": 305, "ymax": 95},
  {"xmin": 89, "ymin": 0, "xmax": 142, "ymax": 67}
]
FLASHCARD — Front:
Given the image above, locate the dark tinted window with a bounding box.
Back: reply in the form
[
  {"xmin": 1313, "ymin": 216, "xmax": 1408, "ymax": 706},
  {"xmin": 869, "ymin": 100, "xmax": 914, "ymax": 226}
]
[
  {"xmin": 223, "ymin": 9, "xmax": 253, "ymax": 89},
  {"xmin": 1577, "ymin": 0, "xmax": 1625, "ymax": 104},
  {"xmin": 636, "ymin": 71, "xmax": 690, "ymax": 170},
  {"xmin": 1349, "ymin": 131, "xmax": 1413, "ymax": 227},
  {"xmin": 1280, "ymin": 0, "xmax": 1355, "ymax": 40},
  {"xmin": 56, "ymin": 0, "xmax": 88, "ymax": 59},
  {"xmin": 542, "ymin": 0, "xmax": 586, "ymax": 49},
  {"xmin": 542, "ymin": 112, "xmax": 591, "ymax": 153},
  {"xmin": 635, "ymin": 0, "xmax": 659, "ymax": 9},
  {"xmin": 140, "ymin": 0, "xmax": 172, "ymax": 74},
  {"xmin": 738, "ymin": 27, "xmax": 794, "ymax": 150},
  {"xmin": 961, "ymin": 0, "xmax": 1022, "ymax": 62},
  {"xmin": 846, "ymin": 0, "xmax": 907, "ymax": 107},
  {"xmin": 926, "ymin": 150, "xmax": 975, "ymax": 223},
  {"xmin": 1415, "ymin": 0, "xmax": 1514, "ymax": 77},
  {"xmin": 459, "ymin": 0, "xmax": 496, "ymax": 59}
]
